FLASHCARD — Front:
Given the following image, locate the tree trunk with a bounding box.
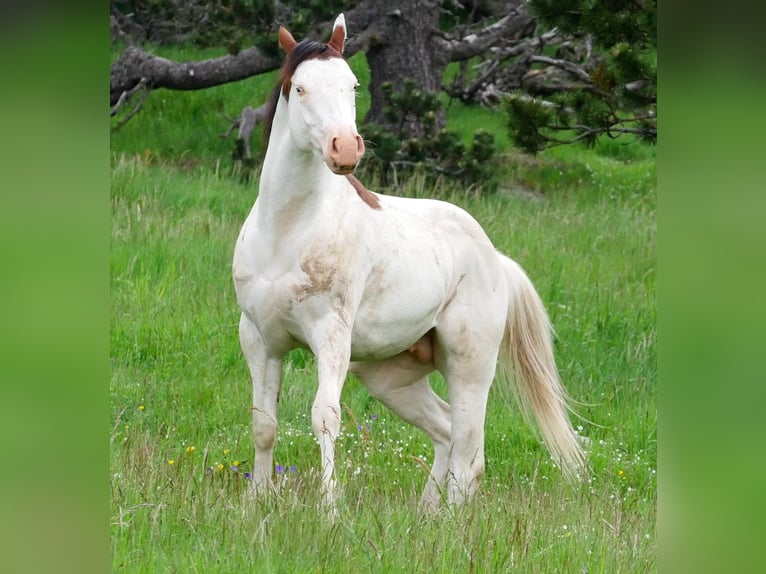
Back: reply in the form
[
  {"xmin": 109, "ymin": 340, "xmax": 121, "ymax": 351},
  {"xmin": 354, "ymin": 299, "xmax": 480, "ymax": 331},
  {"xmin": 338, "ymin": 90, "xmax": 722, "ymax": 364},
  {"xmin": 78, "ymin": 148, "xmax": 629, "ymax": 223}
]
[{"xmin": 361, "ymin": 1, "xmax": 448, "ymax": 133}]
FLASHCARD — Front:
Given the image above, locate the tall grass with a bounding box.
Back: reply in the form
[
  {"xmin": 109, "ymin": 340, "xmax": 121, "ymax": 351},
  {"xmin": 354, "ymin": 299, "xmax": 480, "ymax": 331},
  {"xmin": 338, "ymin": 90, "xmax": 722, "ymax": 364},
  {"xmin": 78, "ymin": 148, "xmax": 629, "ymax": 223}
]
[{"xmin": 111, "ymin": 48, "xmax": 655, "ymax": 572}]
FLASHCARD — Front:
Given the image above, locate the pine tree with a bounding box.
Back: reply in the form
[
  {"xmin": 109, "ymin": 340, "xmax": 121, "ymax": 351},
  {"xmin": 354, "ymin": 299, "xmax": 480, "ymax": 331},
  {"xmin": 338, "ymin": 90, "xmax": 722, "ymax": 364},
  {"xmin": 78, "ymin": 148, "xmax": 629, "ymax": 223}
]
[{"xmin": 505, "ymin": 0, "xmax": 656, "ymax": 153}]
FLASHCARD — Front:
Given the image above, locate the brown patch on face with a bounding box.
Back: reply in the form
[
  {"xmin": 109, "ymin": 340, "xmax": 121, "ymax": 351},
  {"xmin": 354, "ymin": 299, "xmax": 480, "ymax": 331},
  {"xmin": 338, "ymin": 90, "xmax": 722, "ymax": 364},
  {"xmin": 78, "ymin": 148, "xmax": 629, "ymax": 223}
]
[{"xmin": 346, "ymin": 175, "xmax": 382, "ymax": 210}]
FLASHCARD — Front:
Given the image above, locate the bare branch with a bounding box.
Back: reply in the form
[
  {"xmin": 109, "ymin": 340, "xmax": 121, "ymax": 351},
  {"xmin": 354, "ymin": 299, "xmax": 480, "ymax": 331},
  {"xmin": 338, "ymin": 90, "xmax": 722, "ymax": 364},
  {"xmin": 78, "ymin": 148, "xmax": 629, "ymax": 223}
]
[
  {"xmin": 110, "ymin": 45, "xmax": 283, "ymax": 107},
  {"xmin": 111, "ymin": 80, "xmax": 150, "ymax": 132},
  {"xmin": 529, "ymin": 55, "xmax": 593, "ymax": 85},
  {"xmin": 220, "ymin": 115, "xmax": 239, "ymax": 139},
  {"xmin": 110, "ymin": 77, "xmax": 148, "ymax": 117},
  {"xmin": 437, "ymin": 9, "xmax": 537, "ymax": 62},
  {"xmin": 220, "ymin": 104, "xmax": 269, "ymax": 159}
]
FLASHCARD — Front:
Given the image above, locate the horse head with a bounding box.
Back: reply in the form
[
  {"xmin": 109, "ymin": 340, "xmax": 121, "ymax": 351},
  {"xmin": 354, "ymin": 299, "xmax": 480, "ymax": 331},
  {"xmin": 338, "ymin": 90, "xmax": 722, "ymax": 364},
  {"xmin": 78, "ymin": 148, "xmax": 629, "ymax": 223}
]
[{"xmin": 277, "ymin": 15, "xmax": 365, "ymax": 175}]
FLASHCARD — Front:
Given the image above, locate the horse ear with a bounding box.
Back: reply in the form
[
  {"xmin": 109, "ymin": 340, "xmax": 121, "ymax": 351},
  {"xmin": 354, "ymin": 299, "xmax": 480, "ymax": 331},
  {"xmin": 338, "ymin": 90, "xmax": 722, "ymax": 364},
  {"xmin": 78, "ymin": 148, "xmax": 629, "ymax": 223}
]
[
  {"xmin": 278, "ymin": 26, "xmax": 297, "ymax": 54},
  {"xmin": 328, "ymin": 13, "xmax": 346, "ymax": 54}
]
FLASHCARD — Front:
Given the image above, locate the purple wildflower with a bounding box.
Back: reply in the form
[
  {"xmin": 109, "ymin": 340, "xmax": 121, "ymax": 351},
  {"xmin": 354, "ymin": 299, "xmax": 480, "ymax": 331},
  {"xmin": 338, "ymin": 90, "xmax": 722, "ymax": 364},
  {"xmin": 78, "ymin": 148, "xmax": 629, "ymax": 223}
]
[
  {"xmin": 371, "ymin": 414, "xmax": 378, "ymax": 420},
  {"xmin": 231, "ymin": 465, "xmax": 239, "ymax": 472},
  {"xmin": 244, "ymin": 472, "xmax": 252, "ymax": 480},
  {"xmin": 275, "ymin": 464, "xmax": 285, "ymax": 474},
  {"xmin": 289, "ymin": 465, "xmax": 297, "ymax": 473}
]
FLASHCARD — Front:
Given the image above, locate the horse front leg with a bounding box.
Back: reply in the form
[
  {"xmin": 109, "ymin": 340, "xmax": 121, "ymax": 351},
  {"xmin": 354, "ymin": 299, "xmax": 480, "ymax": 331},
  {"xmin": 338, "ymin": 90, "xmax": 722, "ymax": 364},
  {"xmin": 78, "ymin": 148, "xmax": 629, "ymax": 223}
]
[
  {"xmin": 308, "ymin": 316, "xmax": 352, "ymax": 509},
  {"xmin": 239, "ymin": 314, "xmax": 283, "ymax": 495}
]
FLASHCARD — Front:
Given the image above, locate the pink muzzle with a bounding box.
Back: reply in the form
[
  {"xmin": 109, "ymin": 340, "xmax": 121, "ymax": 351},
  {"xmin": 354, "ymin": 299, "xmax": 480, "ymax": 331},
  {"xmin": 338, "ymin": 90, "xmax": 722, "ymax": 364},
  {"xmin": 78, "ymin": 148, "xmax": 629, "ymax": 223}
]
[{"xmin": 326, "ymin": 133, "xmax": 365, "ymax": 175}]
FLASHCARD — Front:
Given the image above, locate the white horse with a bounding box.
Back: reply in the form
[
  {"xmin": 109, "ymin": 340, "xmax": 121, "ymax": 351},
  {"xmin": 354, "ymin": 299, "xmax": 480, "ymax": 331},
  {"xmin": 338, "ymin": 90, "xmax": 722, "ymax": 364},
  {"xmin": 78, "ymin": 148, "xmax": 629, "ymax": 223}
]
[{"xmin": 232, "ymin": 14, "xmax": 586, "ymax": 510}]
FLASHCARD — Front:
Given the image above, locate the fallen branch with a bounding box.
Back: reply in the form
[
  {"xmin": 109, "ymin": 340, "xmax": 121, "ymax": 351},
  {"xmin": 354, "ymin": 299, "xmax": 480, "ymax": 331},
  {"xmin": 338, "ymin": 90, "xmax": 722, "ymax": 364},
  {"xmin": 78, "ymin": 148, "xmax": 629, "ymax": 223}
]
[
  {"xmin": 110, "ymin": 45, "xmax": 282, "ymax": 107},
  {"xmin": 110, "ymin": 78, "xmax": 150, "ymax": 132},
  {"xmin": 220, "ymin": 104, "xmax": 269, "ymax": 159},
  {"xmin": 110, "ymin": 77, "xmax": 148, "ymax": 117}
]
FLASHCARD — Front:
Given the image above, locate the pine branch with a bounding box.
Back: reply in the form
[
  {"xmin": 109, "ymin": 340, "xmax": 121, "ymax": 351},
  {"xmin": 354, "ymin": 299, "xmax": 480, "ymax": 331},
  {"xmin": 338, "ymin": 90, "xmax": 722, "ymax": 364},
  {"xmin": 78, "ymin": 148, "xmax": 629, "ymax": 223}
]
[{"xmin": 541, "ymin": 118, "xmax": 656, "ymax": 147}]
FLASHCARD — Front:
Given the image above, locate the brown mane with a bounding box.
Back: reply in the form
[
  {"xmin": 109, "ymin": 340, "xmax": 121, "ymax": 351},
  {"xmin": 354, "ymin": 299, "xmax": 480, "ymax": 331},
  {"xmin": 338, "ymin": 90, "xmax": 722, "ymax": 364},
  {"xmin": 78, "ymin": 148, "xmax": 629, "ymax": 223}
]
[{"xmin": 346, "ymin": 175, "xmax": 382, "ymax": 210}]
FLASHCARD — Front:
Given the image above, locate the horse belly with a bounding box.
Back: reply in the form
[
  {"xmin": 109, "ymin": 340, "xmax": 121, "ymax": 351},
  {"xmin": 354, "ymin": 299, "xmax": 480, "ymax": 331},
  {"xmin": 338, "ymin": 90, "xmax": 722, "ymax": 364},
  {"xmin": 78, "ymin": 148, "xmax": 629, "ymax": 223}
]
[
  {"xmin": 349, "ymin": 319, "xmax": 435, "ymax": 361},
  {"xmin": 349, "ymin": 272, "xmax": 445, "ymax": 361}
]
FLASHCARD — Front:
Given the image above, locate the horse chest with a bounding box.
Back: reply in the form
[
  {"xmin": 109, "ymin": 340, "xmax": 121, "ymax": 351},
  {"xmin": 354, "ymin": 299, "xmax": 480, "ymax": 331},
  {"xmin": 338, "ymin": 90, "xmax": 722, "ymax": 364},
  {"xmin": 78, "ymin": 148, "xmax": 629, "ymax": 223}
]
[{"xmin": 235, "ymin": 235, "xmax": 356, "ymax": 346}]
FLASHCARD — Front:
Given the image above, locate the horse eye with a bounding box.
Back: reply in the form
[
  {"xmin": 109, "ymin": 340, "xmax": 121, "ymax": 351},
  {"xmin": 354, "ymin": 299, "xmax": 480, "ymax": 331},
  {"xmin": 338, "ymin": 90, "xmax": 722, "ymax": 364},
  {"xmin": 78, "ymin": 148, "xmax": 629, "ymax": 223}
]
[
  {"xmin": 354, "ymin": 83, "xmax": 360, "ymax": 91},
  {"xmin": 295, "ymin": 86, "xmax": 304, "ymax": 95}
]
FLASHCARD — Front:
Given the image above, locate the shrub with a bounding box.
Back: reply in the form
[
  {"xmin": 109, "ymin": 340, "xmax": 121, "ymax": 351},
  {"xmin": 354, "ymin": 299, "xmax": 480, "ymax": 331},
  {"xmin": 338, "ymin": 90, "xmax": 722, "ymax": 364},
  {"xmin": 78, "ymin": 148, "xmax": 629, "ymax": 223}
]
[{"xmin": 361, "ymin": 80, "xmax": 499, "ymax": 193}]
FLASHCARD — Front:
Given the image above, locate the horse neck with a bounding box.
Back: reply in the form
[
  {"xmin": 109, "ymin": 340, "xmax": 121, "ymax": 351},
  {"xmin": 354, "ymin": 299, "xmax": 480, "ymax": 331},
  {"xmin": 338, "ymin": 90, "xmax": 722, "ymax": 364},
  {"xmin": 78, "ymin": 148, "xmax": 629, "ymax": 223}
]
[{"xmin": 256, "ymin": 96, "xmax": 338, "ymax": 227}]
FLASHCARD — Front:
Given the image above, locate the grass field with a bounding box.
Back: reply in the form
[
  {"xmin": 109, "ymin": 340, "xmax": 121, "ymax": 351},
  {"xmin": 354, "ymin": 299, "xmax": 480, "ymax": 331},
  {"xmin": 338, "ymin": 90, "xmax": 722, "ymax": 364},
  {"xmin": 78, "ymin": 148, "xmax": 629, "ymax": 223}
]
[{"xmin": 111, "ymin": 48, "xmax": 656, "ymax": 572}]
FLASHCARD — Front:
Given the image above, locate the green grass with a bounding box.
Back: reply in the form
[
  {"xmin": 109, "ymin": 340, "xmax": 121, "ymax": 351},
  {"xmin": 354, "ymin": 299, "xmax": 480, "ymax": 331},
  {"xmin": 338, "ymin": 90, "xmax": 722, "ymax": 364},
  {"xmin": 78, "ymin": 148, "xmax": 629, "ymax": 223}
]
[{"xmin": 111, "ymin": 47, "xmax": 655, "ymax": 572}]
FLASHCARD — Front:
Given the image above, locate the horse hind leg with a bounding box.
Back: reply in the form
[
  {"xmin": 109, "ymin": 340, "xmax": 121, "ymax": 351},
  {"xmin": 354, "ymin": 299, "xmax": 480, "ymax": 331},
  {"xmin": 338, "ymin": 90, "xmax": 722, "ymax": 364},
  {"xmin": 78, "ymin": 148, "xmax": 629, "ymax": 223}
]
[
  {"xmin": 350, "ymin": 353, "xmax": 451, "ymax": 513},
  {"xmin": 443, "ymin": 363, "xmax": 494, "ymax": 506},
  {"xmin": 435, "ymin": 318, "xmax": 504, "ymax": 506}
]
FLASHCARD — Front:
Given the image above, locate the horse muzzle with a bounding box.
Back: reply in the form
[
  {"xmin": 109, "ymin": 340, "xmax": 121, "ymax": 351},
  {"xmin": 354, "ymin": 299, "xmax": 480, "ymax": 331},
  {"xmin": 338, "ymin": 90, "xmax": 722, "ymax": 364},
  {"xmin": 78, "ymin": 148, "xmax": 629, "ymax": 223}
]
[{"xmin": 326, "ymin": 133, "xmax": 365, "ymax": 175}]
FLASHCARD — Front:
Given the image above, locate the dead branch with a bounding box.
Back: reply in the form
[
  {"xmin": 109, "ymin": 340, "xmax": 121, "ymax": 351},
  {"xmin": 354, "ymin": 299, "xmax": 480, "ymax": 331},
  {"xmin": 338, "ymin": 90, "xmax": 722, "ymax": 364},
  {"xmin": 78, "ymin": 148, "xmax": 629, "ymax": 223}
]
[
  {"xmin": 436, "ymin": 8, "xmax": 537, "ymax": 63},
  {"xmin": 529, "ymin": 55, "xmax": 593, "ymax": 85},
  {"xmin": 110, "ymin": 45, "xmax": 282, "ymax": 107},
  {"xmin": 444, "ymin": 27, "xmax": 577, "ymax": 104},
  {"xmin": 220, "ymin": 104, "xmax": 269, "ymax": 159},
  {"xmin": 110, "ymin": 77, "xmax": 147, "ymax": 117},
  {"xmin": 111, "ymin": 78, "xmax": 150, "ymax": 132}
]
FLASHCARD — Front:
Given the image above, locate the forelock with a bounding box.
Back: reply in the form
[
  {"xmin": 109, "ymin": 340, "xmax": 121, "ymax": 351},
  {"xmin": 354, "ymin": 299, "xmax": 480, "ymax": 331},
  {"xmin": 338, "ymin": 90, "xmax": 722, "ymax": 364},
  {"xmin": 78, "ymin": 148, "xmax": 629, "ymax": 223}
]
[{"xmin": 280, "ymin": 40, "xmax": 343, "ymax": 98}]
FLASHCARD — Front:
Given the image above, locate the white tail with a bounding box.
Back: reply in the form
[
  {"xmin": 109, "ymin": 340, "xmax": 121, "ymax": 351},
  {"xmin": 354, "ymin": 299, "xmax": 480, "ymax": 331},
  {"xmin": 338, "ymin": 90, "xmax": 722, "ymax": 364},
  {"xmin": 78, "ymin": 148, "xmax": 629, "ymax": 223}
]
[{"xmin": 498, "ymin": 256, "xmax": 587, "ymax": 480}]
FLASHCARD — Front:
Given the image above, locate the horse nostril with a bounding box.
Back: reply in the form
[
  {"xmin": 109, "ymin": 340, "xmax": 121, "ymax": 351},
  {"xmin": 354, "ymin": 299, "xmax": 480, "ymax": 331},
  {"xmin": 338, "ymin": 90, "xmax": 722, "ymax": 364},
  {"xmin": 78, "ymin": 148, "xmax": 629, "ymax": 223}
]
[{"xmin": 327, "ymin": 135, "xmax": 363, "ymax": 173}]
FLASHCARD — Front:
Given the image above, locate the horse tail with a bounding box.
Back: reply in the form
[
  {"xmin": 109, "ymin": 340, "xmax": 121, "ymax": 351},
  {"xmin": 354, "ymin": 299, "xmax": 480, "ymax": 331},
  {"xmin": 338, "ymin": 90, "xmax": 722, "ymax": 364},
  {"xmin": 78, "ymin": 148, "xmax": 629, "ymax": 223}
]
[{"xmin": 498, "ymin": 256, "xmax": 587, "ymax": 480}]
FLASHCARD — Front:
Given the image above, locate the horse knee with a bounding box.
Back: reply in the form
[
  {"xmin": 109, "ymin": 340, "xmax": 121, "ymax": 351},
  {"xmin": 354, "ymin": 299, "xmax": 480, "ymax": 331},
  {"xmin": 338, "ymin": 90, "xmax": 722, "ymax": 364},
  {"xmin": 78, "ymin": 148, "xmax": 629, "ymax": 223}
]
[{"xmin": 311, "ymin": 402, "xmax": 341, "ymax": 440}]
